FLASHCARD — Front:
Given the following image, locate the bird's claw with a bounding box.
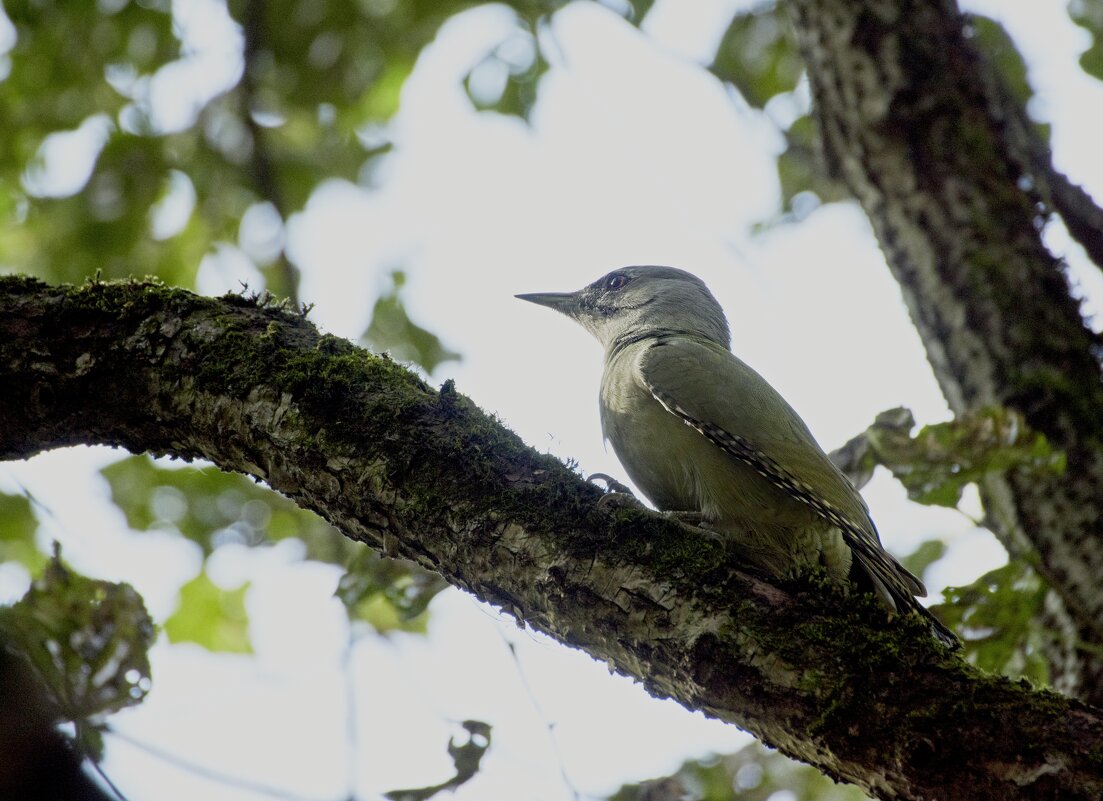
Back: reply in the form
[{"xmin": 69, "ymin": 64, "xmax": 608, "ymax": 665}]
[
  {"xmin": 587, "ymin": 473, "xmax": 644, "ymax": 511},
  {"xmin": 587, "ymin": 472, "xmax": 635, "ymax": 496}
]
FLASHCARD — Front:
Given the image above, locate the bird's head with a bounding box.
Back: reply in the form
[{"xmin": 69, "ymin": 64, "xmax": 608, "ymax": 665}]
[{"xmin": 516, "ymin": 266, "xmax": 731, "ymax": 352}]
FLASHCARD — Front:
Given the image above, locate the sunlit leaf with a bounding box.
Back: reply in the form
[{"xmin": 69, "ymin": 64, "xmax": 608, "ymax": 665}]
[
  {"xmin": 164, "ymin": 570, "xmax": 252, "ymax": 654},
  {"xmin": 0, "ymin": 546, "xmax": 155, "ymax": 721},
  {"xmin": 0, "ymin": 491, "xmax": 46, "ymax": 574}
]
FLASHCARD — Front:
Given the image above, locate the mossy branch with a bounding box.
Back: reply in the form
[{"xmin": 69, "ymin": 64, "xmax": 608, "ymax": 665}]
[{"xmin": 1, "ymin": 276, "xmax": 1101, "ymax": 801}]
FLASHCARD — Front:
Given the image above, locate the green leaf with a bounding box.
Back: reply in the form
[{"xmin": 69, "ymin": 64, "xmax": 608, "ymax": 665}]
[
  {"xmin": 934, "ymin": 561, "xmax": 1049, "ymax": 685},
  {"xmin": 336, "ymin": 549, "xmax": 448, "ymax": 633},
  {"xmin": 385, "ymin": 720, "xmax": 492, "ymax": 801},
  {"xmin": 0, "ymin": 490, "xmax": 46, "ymax": 574},
  {"xmin": 101, "ymin": 454, "xmax": 352, "ymax": 563},
  {"xmin": 969, "ymin": 16, "xmax": 1050, "ymax": 143},
  {"xmin": 363, "ymin": 270, "xmax": 461, "ymax": 374},
  {"xmin": 899, "ymin": 539, "xmax": 948, "ymax": 580},
  {"xmin": 0, "ymin": 546, "xmax": 155, "ymax": 720},
  {"xmin": 609, "ymin": 740, "xmax": 869, "ymax": 801},
  {"xmin": 971, "ymin": 16, "xmax": 1033, "ymax": 107},
  {"xmin": 1, "ymin": 0, "xmax": 530, "ymax": 290},
  {"xmin": 1069, "ymin": 0, "xmax": 1103, "ymax": 81},
  {"xmin": 775, "ymin": 114, "xmax": 850, "ymax": 219},
  {"xmin": 711, "ymin": 6, "xmax": 804, "ymax": 109},
  {"xmin": 164, "ymin": 570, "xmax": 252, "ymax": 654},
  {"xmin": 843, "ymin": 406, "xmax": 1065, "ymax": 508}
]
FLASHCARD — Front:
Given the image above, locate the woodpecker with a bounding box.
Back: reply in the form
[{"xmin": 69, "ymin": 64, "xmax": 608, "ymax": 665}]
[{"xmin": 517, "ymin": 265, "xmax": 957, "ymax": 647}]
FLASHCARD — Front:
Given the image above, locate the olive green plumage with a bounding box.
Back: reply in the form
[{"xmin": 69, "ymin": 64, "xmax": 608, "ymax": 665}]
[{"xmin": 518, "ymin": 265, "xmax": 956, "ymax": 647}]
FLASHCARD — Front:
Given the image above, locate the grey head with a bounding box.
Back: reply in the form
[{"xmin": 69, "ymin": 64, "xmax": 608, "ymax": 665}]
[{"xmin": 516, "ymin": 266, "xmax": 731, "ymax": 352}]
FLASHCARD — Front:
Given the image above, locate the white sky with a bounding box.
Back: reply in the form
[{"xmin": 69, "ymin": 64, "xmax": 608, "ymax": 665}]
[{"xmin": 3, "ymin": 1, "xmax": 1103, "ymax": 800}]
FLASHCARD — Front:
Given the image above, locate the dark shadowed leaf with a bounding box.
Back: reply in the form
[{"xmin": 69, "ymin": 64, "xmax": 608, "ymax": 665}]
[
  {"xmin": 934, "ymin": 561, "xmax": 1049, "ymax": 685},
  {"xmin": 385, "ymin": 720, "xmax": 492, "ymax": 801},
  {"xmin": 0, "ymin": 547, "xmax": 154, "ymax": 721}
]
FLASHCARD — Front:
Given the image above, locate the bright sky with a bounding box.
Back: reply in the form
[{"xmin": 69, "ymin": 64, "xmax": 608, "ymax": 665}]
[{"xmin": 3, "ymin": 1, "xmax": 1103, "ymax": 800}]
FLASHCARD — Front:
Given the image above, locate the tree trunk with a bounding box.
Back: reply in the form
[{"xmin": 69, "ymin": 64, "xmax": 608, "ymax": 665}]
[
  {"xmin": 788, "ymin": 0, "xmax": 1103, "ymax": 704},
  {"xmin": 1, "ymin": 276, "xmax": 1101, "ymax": 801}
]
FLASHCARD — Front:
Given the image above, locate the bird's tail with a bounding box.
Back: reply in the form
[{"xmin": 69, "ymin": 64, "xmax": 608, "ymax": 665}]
[{"xmin": 848, "ymin": 532, "xmax": 960, "ymax": 649}]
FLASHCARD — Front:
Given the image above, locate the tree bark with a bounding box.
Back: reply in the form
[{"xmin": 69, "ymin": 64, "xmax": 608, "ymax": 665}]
[
  {"xmin": 788, "ymin": 0, "xmax": 1103, "ymax": 703},
  {"xmin": 1, "ymin": 276, "xmax": 1101, "ymax": 801}
]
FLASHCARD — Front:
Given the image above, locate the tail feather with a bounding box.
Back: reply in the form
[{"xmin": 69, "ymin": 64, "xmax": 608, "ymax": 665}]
[{"xmin": 848, "ymin": 535, "xmax": 960, "ymax": 649}]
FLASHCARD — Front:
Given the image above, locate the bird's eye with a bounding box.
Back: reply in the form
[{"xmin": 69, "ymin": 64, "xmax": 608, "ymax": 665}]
[{"xmin": 605, "ymin": 274, "xmax": 629, "ymax": 291}]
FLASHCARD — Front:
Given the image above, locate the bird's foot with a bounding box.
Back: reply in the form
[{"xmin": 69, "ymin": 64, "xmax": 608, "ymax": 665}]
[
  {"xmin": 662, "ymin": 511, "xmax": 725, "ymax": 543},
  {"xmin": 588, "ymin": 473, "xmax": 634, "ymax": 495},
  {"xmin": 587, "ymin": 473, "xmax": 644, "ymax": 511},
  {"xmin": 662, "ymin": 510, "xmax": 707, "ymax": 525}
]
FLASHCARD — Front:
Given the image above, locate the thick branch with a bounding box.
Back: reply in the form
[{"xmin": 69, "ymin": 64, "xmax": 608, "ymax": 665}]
[
  {"xmin": 1, "ymin": 277, "xmax": 1100, "ymax": 801},
  {"xmin": 789, "ymin": 0, "xmax": 1103, "ymax": 699}
]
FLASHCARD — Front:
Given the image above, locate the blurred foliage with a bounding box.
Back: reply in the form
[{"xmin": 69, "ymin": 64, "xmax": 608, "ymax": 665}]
[
  {"xmin": 0, "ymin": 490, "xmax": 46, "ymax": 574},
  {"xmin": 831, "ymin": 406, "xmax": 1064, "ymax": 508},
  {"xmin": 711, "ymin": 8, "xmax": 1045, "ymax": 222},
  {"xmin": 710, "ymin": 4, "xmax": 847, "ymax": 220},
  {"xmin": 609, "ymin": 741, "xmax": 870, "ymax": 801},
  {"xmin": 0, "ymin": 0, "xmax": 566, "ymax": 298},
  {"xmin": 101, "ymin": 452, "xmax": 446, "ymax": 635},
  {"xmin": 336, "ymin": 549, "xmax": 448, "ymax": 634},
  {"xmin": 101, "ymin": 453, "xmax": 351, "ymax": 561},
  {"xmin": 1070, "ymin": 0, "xmax": 1103, "ymax": 80},
  {"xmin": 0, "ymin": 547, "xmax": 154, "ymax": 730},
  {"xmin": 385, "ymin": 720, "xmax": 492, "ymax": 801},
  {"xmin": 164, "ymin": 570, "xmax": 252, "ymax": 653},
  {"xmin": 463, "ymin": 10, "xmax": 549, "ymax": 122},
  {"xmin": 899, "ymin": 538, "xmax": 948, "ymax": 583},
  {"xmin": 935, "ymin": 561, "xmax": 1049, "ymax": 686},
  {"xmin": 364, "ymin": 270, "xmax": 461, "ymax": 373},
  {"xmin": 711, "ymin": 7, "xmax": 802, "ymax": 109},
  {"xmin": 774, "ymin": 113, "xmax": 850, "ymax": 220},
  {"xmin": 969, "ymin": 15, "xmax": 1050, "ymax": 143}
]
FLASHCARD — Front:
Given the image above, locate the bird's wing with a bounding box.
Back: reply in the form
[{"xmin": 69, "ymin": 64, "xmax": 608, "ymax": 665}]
[{"xmin": 638, "ymin": 336, "xmax": 927, "ymax": 602}]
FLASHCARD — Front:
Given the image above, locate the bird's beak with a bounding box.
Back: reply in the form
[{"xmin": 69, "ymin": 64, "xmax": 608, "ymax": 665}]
[{"xmin": 514, "ymin": 291, "xmax": 579, "ymax": 315}]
